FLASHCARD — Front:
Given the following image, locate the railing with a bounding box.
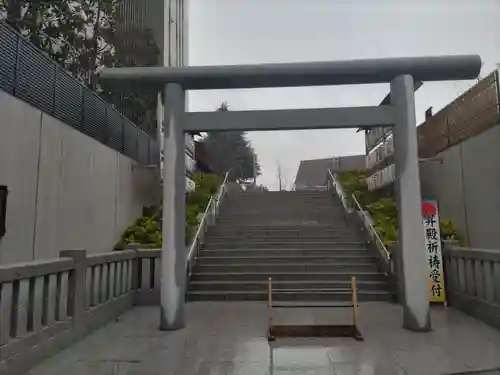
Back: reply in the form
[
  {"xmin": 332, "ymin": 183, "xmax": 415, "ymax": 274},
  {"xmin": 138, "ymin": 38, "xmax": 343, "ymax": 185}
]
[
  {"xmin": 327, "ymin": 170, "xmax": 392, "ymax": 276},
  {"xmin": 0, "ymin": 249, "xmax": 162, "ymax": 375},
  {"xmin": 443, "ymin": 244, "xmax": 500, "ymax": 330},
  {"xmin": 0, "ymin": 21, "xmax": 158, "ymax": 165},
  {"xmin": 187, "ymin": 171, "xmax": 231, "ymax": 277},
  {"xmin": 326, "ymin": 170, "xmax": 354, "ymax": 214}
]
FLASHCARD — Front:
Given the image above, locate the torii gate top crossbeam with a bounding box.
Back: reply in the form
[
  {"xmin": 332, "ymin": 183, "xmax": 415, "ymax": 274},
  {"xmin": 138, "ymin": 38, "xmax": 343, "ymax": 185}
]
[{"xmin": 100, "ymin": 55, "xmax": 481, "ymax": 91}]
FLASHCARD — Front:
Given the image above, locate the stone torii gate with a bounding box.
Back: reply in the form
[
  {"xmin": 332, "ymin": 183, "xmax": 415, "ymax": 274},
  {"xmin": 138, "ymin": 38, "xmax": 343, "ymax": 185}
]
[{"xmin": 100, "ymin": 55, "xmax": 481, "ymax": 332}]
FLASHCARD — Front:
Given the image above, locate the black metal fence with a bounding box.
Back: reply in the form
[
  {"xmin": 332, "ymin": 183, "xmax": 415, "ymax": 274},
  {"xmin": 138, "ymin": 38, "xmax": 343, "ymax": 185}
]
[{"xmin": 0, "ymin": 21, "xmax": 158, "ymax": 165}]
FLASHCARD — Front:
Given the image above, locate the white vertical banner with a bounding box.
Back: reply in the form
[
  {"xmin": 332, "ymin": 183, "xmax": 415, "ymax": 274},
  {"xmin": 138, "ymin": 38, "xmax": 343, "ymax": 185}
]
[{"xmin": 422, "ymin": 200, "xmax": 446, "ymax": 303}]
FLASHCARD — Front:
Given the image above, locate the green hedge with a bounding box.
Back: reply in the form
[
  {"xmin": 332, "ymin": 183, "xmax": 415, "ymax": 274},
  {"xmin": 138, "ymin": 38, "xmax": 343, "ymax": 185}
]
[
  {"xmin": 336, "ymin": 169, "xmax": 459, "ymax": 246},
  {"xmin": 114, "ymin": 172, "xmax": 222, "ymax": 250}
]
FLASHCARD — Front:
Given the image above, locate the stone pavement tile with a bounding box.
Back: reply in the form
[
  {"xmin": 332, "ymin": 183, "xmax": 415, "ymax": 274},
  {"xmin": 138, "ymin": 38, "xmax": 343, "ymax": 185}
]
[
  {"xmin": 326, "ymin": 340, "xmax": 393, "ymax": 365},
  {"xmin": 271, "ymin": 366, "xmax": 336, "ymax": 375},
  {"xmin": 270, "ymin": 340, "xmax": 331, "ymax": 367},
  {"xmin": 392, "ymin": 345, "xmax": 468, "ymax": 375},
  {"xmin": 198, "ymin": 361, "xmax": 272, "ymax": 375},
  {"xmin": 25, "ymin": 302, "xmax": 500, "ymax": 375},
  {"xmin": 451, "ymin": 343, "xmax": 500, "ymax": 373},
  {"xmin": 126, "ymin": 349, "xmax": 205, "ymax": 375},
  {"xmin": 332, "ymin": 361, "xmax": 407, "ymax": 375},
  {"xmin": 216, "ymin": 338, "xmax": 270, "ymax": 363},
  {"xmin": 28, "ymin": 359, "xmax": 143, "ymax": 375}
]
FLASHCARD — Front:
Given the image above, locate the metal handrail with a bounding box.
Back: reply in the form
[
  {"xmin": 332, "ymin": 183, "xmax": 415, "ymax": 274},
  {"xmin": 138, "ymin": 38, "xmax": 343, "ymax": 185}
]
[
  {"xmin": 327, "ymin": 170, "xmax": 352, "ymax": 213},
  {"xmin": 350, "ymin": 193, "xmax": 391, "ymax": 261},
  {"xmin": 327, "ymin": 170, "xmax": 390, "ymax": 262},
  {"xmin": 187, "ymin": 171, "xmax": 230, "ymax": 268}
]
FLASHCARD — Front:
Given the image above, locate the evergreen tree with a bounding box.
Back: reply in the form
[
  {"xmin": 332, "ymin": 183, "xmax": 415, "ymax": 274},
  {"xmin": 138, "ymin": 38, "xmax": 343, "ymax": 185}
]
[{"xmin": 202, "ymin": 102, "xmax": 261, "ymax": 181}]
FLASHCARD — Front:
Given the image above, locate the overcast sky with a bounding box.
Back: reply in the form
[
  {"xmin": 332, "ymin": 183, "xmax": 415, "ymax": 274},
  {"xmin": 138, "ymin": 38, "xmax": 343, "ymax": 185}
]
[{"xmin": 187, "ymin": 0, "xmax": 500, "ymax": 190}]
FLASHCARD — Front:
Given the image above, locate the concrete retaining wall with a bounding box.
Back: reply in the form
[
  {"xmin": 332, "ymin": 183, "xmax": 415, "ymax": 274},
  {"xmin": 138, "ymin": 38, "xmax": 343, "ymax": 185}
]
[
  {"xmin": 420, "ymin": 123, "xmax": 500, "ymax": 249},
  {"xmin": 0, "ymin": 91, "xmax": 155, "ymax": 264}
]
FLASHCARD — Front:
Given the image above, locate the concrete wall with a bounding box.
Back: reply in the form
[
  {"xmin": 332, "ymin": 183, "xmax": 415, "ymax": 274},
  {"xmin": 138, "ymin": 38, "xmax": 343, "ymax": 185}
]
[
  {"xmin": 0, "ymin": 91, "xmax": 154, "ymax": 264},
  {"xmin": 420, "ymin": 123, "xmax": 500, "ymax": 249}
]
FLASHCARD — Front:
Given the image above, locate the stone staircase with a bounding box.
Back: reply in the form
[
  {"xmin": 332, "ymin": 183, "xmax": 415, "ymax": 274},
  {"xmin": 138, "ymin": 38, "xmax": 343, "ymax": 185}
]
[{"xmin": 187, "ymin": 190, "xmax": 390, "ymax": 301}]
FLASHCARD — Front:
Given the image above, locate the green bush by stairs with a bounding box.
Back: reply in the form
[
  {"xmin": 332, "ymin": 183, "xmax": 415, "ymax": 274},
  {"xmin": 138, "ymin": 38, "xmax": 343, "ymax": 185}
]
[
  {"xmin": 336, "ymin": 169, "xmax": 459, "ymax": 247},
  {"xmin": 114, "ymin": 172, "xmax": 222, "ymax": 250}
]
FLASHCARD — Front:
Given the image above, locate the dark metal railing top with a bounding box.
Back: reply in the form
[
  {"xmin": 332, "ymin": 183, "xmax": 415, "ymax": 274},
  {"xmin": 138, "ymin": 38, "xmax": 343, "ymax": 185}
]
[{"xmin": 0, "ymin": 21, "xmax": 158, "ymax": 165}]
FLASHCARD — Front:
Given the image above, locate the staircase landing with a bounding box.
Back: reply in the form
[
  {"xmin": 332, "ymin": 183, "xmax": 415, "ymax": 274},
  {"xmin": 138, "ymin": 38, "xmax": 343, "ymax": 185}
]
[{"xmin": 27, "ymin": 302, "xmax": 500, "ymax": 375}]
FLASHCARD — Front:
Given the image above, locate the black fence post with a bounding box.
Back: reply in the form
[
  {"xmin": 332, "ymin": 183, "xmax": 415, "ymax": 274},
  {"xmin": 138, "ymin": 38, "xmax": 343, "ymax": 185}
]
[
  {"xmin": 79, "ymin": 89, "xmax": 86, "ymax": 131},
  {"xmin": 12, "ymin": 33, "xmax": 22, "ymax": 97},
  {"xmin": 121, "ymin": 119, "xmax": 125, "ymax": 154},
  {"xmin": 52, "ymin": 64, "xmax": 58, "ymax": 115},
  {"xmin": 103, "ymin": 106, "xmax": 109, "ymax": 145}
]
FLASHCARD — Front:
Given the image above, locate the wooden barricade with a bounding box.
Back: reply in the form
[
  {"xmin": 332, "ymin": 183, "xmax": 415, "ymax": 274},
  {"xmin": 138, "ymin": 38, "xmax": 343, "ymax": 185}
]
[{"xmin": 267, "ymin": 276, "xmax": 362, "ymax": 341}]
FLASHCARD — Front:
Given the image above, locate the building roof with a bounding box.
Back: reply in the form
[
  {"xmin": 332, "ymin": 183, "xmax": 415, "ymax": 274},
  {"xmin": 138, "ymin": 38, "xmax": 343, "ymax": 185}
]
[
  {"xmin": 294, "ymin": 155, "xmax": 366, "ymax": 189},
  {"xmin": 294, "ymin": 158, "xmax": 335, "ymax": 188}
]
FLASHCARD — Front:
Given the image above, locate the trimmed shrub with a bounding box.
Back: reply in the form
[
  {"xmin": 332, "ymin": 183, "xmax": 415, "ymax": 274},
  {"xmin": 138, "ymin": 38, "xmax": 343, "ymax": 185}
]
[
  {"xmin": 336, "ymin": 170, "xmax": 460, "ymax": 247},
  {"xmin": 115, "ymin": 172, "xmax": 222, "ymax": 250}
]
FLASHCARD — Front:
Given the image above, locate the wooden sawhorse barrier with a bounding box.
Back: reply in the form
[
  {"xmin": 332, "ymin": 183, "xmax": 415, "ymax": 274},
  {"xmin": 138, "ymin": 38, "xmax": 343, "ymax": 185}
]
[{"xmin": 267, "ymin": 276, "xmax": 363, "ymax": 341}]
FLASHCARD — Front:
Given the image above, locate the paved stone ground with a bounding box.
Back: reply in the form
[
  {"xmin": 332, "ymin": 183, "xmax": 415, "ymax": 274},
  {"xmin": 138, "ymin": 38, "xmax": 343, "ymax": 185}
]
[{"xmin": 27, "ymin": 302, "xmax": 500, "ymax": 375}]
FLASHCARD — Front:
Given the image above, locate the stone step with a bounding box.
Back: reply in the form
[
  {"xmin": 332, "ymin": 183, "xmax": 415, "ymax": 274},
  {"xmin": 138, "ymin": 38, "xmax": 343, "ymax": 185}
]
[
  {"xmin": 224, "ymin": 203, "xmax": 338, "ymax": 209},
  {"xmin": 204, "ymin": 235, "xmax": 362, "ymax": 243},
  {"xmin": 207, "ymin": 228, "xmax": 357, "ymax": 236},
  {"xmin": 229, "ymin": 192, "xmax": 330, "ymax": 195},
  {"xmin": 203, "ymin": 241, "xmax": 367, "ymax": 250},
  {"xmin": 208, "ymin": 225, "xmax": 357, "ymax": 237},
  {"xmin": 226, "ymin": 198, "xmax": 335, "ymax": 204},
  {"xmin": 190, "ymin": 272, "xmax": 385, "ymax": 282},
  {"xmin": 224, "ymin": 197, "xmax": 342, "ymax": 207},
  {"xmin": 197, "ymin": 255, "xmax": 378, "ymax": 264},
  {"xmin": 195, "ymin": 263, "xmax": 379, "ymax": 273},
  {"xmin": 211, "ymin": 229, "xmax": 352, "ymax": 238},
  {"xmin": 187, "ymin": 290, "xmax": 391, "ymax": 302},
  {"xmin": 219, "ymin": 209, "xmax": 343, "ymax": 215},
  {"xmin": 221, "ymin": 208, "xmax": 342, "ymax": 215},
  {"xmin": 200, "ymin": 248, "xmax": 371, "ymax": 257},
  {"xmin": 226, "ymin": 206, "xmax": 340, "ymax": 210},
  {"xmin": 216, "ymin": 218, "xmax": 345, "ymax": 224},
  {"xmin": 210, "ymin": 224, "xmax": 349, "ymax": 232},
  {"xmin": 189, "ymin": 280, "xmax": 387, "ymax": 292},
  {"xmin": 223, "ymin": 203, "xmax": 337, "ymax": 209},
  {"xmin": 217, "ymin": 216, "xmax": 346, "ymax": 223},
  {"xmin": 227, "ymin": 193, "xmax": 332, "ymax": 199},
  {"xmin": 218, "ymin": 216, "xmax": 345, "ymax": 224}
]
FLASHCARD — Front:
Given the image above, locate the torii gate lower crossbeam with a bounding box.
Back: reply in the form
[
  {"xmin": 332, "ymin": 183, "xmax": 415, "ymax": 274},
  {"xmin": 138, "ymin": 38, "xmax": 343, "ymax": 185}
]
[{"xmin": 100, "ymin": 54, "xmax": 481, "ymax": 332}]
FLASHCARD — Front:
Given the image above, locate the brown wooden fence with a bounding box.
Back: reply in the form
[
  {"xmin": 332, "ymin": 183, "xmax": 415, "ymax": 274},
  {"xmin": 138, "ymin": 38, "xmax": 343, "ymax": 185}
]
[{"xmin": 418, "ymin": 70, "xmax": 500, "ymax": 158}]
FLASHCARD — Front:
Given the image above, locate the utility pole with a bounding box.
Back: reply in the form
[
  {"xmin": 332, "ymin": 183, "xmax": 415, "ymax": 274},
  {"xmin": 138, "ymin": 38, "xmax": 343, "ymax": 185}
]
[
  {"xmin": 276, "ymin": 163, "xmax": 284, "ymax": 191},
  {"xmin": 252, "ymin": 152, "xmax": 257, "ymax": 186}
]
